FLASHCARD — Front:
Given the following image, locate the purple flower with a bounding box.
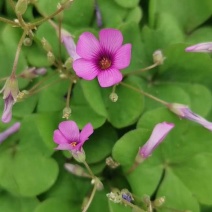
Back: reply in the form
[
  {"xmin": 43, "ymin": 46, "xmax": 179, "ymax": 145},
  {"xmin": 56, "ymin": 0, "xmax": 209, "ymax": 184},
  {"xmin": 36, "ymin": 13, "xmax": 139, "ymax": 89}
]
[
  {"xmin": 168, "ymin": 103, "xmax": 212, "ymax": 131},
  {"xmin": 73, "ymin": 28, "xmax": 132, "ymax": 87},
  {"xmin": 1, "ymin": 75, "xmax": 19, "ymax": 123},
  {"xmin": 139, "ymin": 122, "xmax": 175, "ymax": 159},
  {"xmin": 185, "ymin": 42, "xmax": 212, "ymax": 53},
  {"xmin": 53, "ymin": 120, "xmax": 93, "ymax": 152},
  {"xmin": 0, "ymin": 122, "xmax": 21, "ymax": 144}
]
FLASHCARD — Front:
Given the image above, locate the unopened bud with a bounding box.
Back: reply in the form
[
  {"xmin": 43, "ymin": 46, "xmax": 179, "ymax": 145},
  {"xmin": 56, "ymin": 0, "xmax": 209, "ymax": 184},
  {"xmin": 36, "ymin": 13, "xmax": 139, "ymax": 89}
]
[
  {"xmin": 121, "ymin": 189, "xmax": 134, "ymax": 203},
  {"xmin": 64, "ymin": 163, "xmax": 90, "ymax": 178},
  {"xmin": 72, "ymin": 149, "xmax": 86, "ymax": 163},
  {"xmin": 153, "ymin": 50, "xmax": 166, "ymax": 65},
  {"xmin": 64, "ymin": 57, "xmax": 73, "ymax": 70},
  {"xmin": 106, "ymin": 189, "xmax": 122, "ymax": 203},
  {"xmin": 109, "ymin": 92, "xmax": 118, "ymax": 102},
  {"xmin": 15, "ymin": 0, "xmax": 28, "ymax": 15},
  {"xmin": 23, "ymin": 37, "xmax": 32, "ymax": 46},
  {"xmin": 16, "ymin": 90, "xmax": 29, "ymax": 101},
  {"xmin": 153, "ymin": 196, "xmax": 165, "ymax": 207},
  {"xmin": 106, "ymin": 157, "xmax": 120, "ymax": 169},
  {"xmin": 60, "ymin": 0, "xmax": 73, "ymax": 9},
  {"xmin": 142, "ymin": 195, "xmax": 151, "ymax": 205},
  {"xmin": 62, "ymin": 107, "xmax": 71, "ymax": 119},
  {"xmin": 91, "ymin": 177, "xmax": 104, "ymax": 190},
  {"xmin": 41, "ymin": 38, "xmax": 52, "ymax": 52},
  {"xmin": 47, "ymin": 51, "xmax": 55, "ymax": 64}
]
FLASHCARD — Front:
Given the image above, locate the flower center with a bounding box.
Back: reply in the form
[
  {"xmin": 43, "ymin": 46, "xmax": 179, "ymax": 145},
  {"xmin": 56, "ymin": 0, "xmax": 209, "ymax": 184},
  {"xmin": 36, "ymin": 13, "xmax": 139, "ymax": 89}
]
[
  {"xmin": 99, "ymin": 57, "xmax": 111, "ymax": 70},
  {"xmin": 70, "ymin": 141, "xmax": 77, "ymax": 147}
]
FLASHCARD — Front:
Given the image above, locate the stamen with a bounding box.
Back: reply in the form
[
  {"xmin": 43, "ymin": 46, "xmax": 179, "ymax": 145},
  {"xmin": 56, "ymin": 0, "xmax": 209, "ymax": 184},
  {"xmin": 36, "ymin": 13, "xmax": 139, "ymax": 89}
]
[
  {"xmin": 70, "ymin": 141, "xmax": 77, "ymax": 147},
  {"xmin": 99, "ymin": 57, "xmax": 111, "ymax": 70}
]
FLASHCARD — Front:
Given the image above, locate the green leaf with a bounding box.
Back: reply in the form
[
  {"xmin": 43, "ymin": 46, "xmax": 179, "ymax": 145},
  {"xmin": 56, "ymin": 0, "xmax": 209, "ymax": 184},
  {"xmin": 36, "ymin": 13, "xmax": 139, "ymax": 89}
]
[
  {"xmin": 158, "ymin": 44, "xmax": 212, "ymax": 89},
  {"xmin": 35, "ymin": 112, "xmax": 61, "ymax": 152},
  {"xmin": 157, "ymin": 169, "xmax": 200, "ymax": 212},
  {"xmin": 149, "ymin": 0, "xmax": 212, "ymax": 33},
  {"xmin": 173, "ymin": 153, "xmax": 212, "ymax": 205},
  {"xmin": 84, "ymin": 123, "xmax": 118, "ymax": 164},
  {"xmin": 37, "ymin": 74, "xmax": 69, "ymax": 112},
  {"xmin": 0, "ymin": 192, "xmax": 39, "ymax": 212},
  {"xmin": 102, "ymin": 77, "xmax": 144, "ymax": 128},
  {"xmin": 114, "ymin": 0, "xmax": 139, "ymax": 9},
  {"xmin": 125, "ymin": 6, "xmax": 143, "ymax": 24},
  {"xmin": 71, "ymin": 82, "xmax": 106, "ymax": 129},
  {"xmin": 14, "ymin": 152, "xmax": 58, "ymax": 197},
  {"xmin": 81, "ymin": 79, "xmax": 107, "ymax": 117},
  {"xmin": 97, "ymin": 0, "xmax": 128, "ymax": 27},
  {"xmin": 34, "ymin": 198, "xmax": 79, "ymax": 212}
]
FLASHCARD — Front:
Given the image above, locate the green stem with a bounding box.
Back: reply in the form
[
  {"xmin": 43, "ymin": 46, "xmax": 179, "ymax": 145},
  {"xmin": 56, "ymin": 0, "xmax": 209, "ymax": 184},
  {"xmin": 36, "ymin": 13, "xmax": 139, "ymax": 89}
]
[
  {"xmin": 11, "ymin": 31, "xmax": 27, "ymax": 75},
  {"xmin": 82, "ymin": 184, "xmax": 97, "ymax": 212},
  {"xmin": 83, "ymin": 161, "xmax": 95, "ymax": 178},
  {"xmin": 122, "ymin": 199, "xmax": 146, "ymax": 212},
  {"xmin": 125, "ymin": 63, "xmax": 158, "ymax": 76},
  {"xmin": 66, "ymin": 82, "xmax": 73, "ymax": 108},
  {"xmin": 31, "ymin": 0, "xmax": 71, "ymax": 26},
  {"xmin": 120, "ymin": 82, "xmax": 168, "ymax": 106},
  {"xmin": 0, "ymin": 17, "xmax": 19, "ymax": 26}
]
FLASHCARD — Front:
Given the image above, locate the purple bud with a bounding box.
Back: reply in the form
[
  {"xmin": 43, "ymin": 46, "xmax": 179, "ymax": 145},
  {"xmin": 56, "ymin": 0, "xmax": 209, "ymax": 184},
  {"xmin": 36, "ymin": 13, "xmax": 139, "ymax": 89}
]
[
  {"xmin": 168, "ymin": 103, "xmax": 212, "ymax": 131},
  {"xmin": 95, "ymin": 1, "xmax": 103, "ymax": 27},
  {"xmin": 185, "ymin": 42, "xmax": 212, "ymax": 53},
  {"xmin": 139, "ymin": 122, "xmax": 175, "ymax": 159}
]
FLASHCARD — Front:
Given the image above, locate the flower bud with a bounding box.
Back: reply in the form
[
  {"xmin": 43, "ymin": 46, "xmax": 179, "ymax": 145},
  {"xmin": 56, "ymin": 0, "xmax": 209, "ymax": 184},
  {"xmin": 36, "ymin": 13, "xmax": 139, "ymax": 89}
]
[
  {"xmin": 153, "ymin": 196, "xmax": 165, "ymax": 207},
  {"xmin": 72, "ymin": 149, "xmax": 86, "ymax": 163},
  {"xmin": 47, "ymin": 51, "xmax": 55, "ymax": 65},
  {"xmin": 62, "ymin": 107, "xmax": 71, "ymax": 119},
  {"xmin": 41, "ymin": 38, "xmax": 52, "ymax": 52},
  {"xmin": 106, "ymin": 188, "xmax": 122, "ymax": 203},
  {"xmin": 121, "ymin": 189, "xmax": 134, "ymax": 203},
  {"xmin": 23, "ymin": 37, "xmax": 32, "ymax": 46},
  {"xmin": 15, "ymin": 0, "xmax": 28, "ymax": 15},
  {"xmin": 109, "ymin": 92, "xmax": 118, "ymax": 102},
  {"xmin": 106, "ymin": 156, "xmax": 120, "ymax": 169},
  {"xmin": 20, "ymin": 67, "xmax": 47, "ymax": 79},
  {"xmin": 64, "ymin": 163, "xmax": 90, "ymax": 178},
  {"xmin": 185, "ymin": 42, "xmax": 212, "ymax": 53},
  {"xmin": 64, "ymin": 57, "xmax": 73, "ymax": 70},
  {"xmin": 16, "ymin": 90, "xmax": 29, "ymax": 102},
  {"xmin": 153, "ymin": 50, "xmax": 166, "ymax": 65},
  {"xmin": 91, "ymin": 177, "xmax": 104, "ymax": 190}
]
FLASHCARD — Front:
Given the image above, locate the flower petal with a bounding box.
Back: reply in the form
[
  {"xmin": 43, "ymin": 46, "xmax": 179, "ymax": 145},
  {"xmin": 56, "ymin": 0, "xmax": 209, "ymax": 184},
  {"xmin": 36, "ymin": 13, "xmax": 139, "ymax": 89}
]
[
  {"xmin": 58, "ymin": 121, "xmax": 79, "ymax": 142},
  {"xmin": 79, "ymin": 123, "xmax": 94, "ymax": 143},
  {"xmin": 53, "ymin": 130, "xmax": 68, "ymax": 144},
  {"xmin": 2, "ymin": 95, "xmax": 14, "ymax": 123},
  {"xmin": 97, "ymin": 68, "xmax": 123, "ymax": 87},
  {"xmin": 73, "ymin": 59, "xmax": 99, "ymax": 80},
  {"xmin": 55, "ymin": 143, "xmax": 71, "ymax": 150},
  {"xmin": 185, "ymin": 42, "xmax": 212, "ymax": 52},
  {"xmin": 76, "ymin": 32, "xmax": 101, "ymax": 59},
  {"xmin": 113, "ymin": 44, "xmax": 132, "ymax": 69},
  {"xmin": 62, "ymin": 35, "xmax": 80, "ymax": 61},
  {"xmin": 140, "ymin": 122, "xmax": 174, "ymax": 158},
  {"xmin": 99, "ymin": 29, "xmax": 123, "ymax": 53}
]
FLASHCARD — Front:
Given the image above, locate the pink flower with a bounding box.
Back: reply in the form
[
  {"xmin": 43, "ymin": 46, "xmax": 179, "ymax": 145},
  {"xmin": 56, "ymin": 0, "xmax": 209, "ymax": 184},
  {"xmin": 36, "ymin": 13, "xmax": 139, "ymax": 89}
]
[
  {"xmin": 139, "ymin": 122, "xmax": 175, "ymax": 159},
  {"xmin": 53, "ymin": 121, "xmax": 93, "ymax": 152},
  {"xmin": 185, "ymin": 42, "xmax": 212, "ymax": 53},
  {"xmin": 0, "ymin": 122, "xmax": 21, "ymax": 144},
  {"xmin": 168, "ymin": 103, "xmax": 212, "ymax": 131},
  {"xmin": 73, "ymin": 28, "xmax": 132, "ymax": 87},
  {"xmin": 1, "ymin": 75, "xmax": 19, "ymax": 123}
]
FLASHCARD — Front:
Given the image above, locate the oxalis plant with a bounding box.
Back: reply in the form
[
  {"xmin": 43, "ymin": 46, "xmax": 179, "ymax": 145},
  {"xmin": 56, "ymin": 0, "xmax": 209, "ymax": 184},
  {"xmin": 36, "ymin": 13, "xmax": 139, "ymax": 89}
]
[{"xmin": 0, "ymin": 0, "xmax": 212, "ymax": 211}]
